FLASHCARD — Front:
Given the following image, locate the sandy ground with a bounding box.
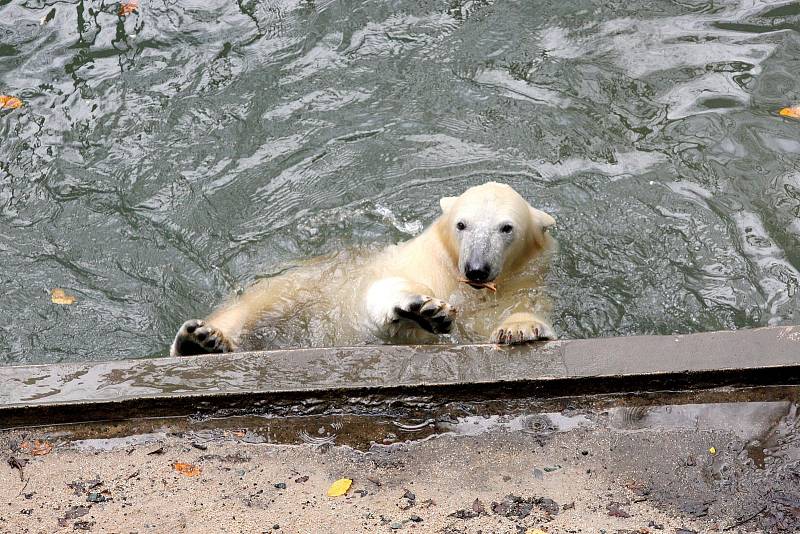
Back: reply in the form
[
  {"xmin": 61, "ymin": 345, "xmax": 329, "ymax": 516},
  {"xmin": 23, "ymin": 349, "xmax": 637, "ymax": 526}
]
[{"xmin": 3, "ymin": 421, "xmax": 771, "ymax": 534}]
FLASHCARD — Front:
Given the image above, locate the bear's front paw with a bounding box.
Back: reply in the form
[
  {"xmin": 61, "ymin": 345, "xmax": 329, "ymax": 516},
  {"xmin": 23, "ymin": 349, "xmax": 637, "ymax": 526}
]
[
  {"xmin": 490, "ymin": 316, "xmax": 556, "ymax": 345},
  {"xmin": 394, "ymin": 295, "xmax": 456, "ymax": 335},
  {"xmin": 171, "ymin": 319, "xmax": 235, "ymax": 357}
]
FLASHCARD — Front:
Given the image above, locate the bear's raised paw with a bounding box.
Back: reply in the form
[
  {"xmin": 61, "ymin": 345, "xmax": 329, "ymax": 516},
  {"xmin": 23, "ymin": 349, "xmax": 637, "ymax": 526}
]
[
  {"xmin": 171, "ymin": 319, "xmax": 235, "ymax": 357},
  {"xmin": 394, "ymin": 295, "xmax": 456, "ymax": 335}
]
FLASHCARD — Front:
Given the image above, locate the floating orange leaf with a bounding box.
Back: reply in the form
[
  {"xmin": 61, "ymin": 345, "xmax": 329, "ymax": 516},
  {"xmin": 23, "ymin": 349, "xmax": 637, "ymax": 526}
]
[
  {"xmin": 779, "ymin": 106, "xmax": 800, "ymax": 119},
  {"xmin": 326, "ymin": 478, "xmax": 352, "ymax": 497},
  {"xmin": 0, "ymin": 95, "xmax": 23, "ymax": 110},
  {"xmin": 119, "ymin": 0, "xmax": 139, "ymax": 16},
  {"xmin": 21, "ymin": 440, "xmax": 53, "ymax": 456},
  {"xmin": 173, "ymin": 462, "xmax": 201, "ymax": 477},
  {"xmin": 50, "ymin": 288, "xmax": 76, "ymax": 305}
]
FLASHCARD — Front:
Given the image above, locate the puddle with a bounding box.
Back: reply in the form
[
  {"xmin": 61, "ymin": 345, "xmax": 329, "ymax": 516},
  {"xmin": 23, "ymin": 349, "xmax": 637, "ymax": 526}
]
[
  {"xmin": 12, "ymin": 386, "xmax": 797, "ymax": 463},
  {"xmin": 72, "ymin": 432, "xmax": 168, "ymax": 452}
]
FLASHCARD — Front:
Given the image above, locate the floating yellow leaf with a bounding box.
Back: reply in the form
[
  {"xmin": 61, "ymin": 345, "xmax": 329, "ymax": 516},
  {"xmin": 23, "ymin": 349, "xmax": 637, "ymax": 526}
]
[
  {"xmin": 708, "ymin": 447, "xmax": 717, "ymax": 455},
  {"xmin": 779, "ymin": 106, "xmax": 800, "ymax": 119},
  {"xmin": 173, "ymin": 462, "xmax": 201, "ymax": 477},
  {"xmin": 50, "ymin": 288, "xmax": 76, "ymax": 305},
  {"xmin": 326, "ymin": 478, "xmax": 352, "ymax": 497},
  {"xmin": 0, "ymin": 95, "xmax": 23, "ymax": 110},
  {"xmin": 119, "ymin": 0, "xmax": 139, "ymax": 16}
]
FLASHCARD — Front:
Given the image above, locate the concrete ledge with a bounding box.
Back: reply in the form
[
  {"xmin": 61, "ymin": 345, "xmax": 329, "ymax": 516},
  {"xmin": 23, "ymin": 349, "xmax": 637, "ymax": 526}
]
[{"xmin": 2, "ymin": 326, "xmax": 799, "ymax": 428}]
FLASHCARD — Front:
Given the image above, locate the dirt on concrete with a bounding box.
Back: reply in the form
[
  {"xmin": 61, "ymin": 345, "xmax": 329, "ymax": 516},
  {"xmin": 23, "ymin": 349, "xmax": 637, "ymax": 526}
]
[{"xmin": 2, "ymin": 405, "xmax": 799, "ymax": 534}]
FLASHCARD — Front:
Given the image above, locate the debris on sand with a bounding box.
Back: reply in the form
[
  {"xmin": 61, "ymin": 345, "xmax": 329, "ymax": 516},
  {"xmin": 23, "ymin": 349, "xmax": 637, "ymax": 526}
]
[
  {"xmin": 173, "ymin": 462, "xmax": 201, "ymax": 477},
  {"xmin": 20, "ymin": 440, "xmax": 53, "ymax": 456},
  {"xmin": 398, "ymin": 488, "xmax": 416, "ymax": 510},
  {"xmin": 449, "ymin": 508, "xmax": 480, "ymax": 519},
  {"xmin": 7, "ymin": 456, "xmax": 27, "ymax": 481},
  {"xmin": 491, "ymin": 494, "xmax": 560, "ymax": 519},
  {"xmin": 606, "ymin": 502, "xmax": 631, "ymax": 518},
  {"xmin": 57, "ymin": 505, "xmax": 90, "ymax": 527},
  {"xmin": 87, "ymin": 491, "xmax": 110, "ymax": 503}
]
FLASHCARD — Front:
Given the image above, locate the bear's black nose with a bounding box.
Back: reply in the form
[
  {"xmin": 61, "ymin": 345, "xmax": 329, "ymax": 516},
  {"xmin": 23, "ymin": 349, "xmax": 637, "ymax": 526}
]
[{"xmin": 465, "ymin": 264, "xmax": 491, "ymax": 283}]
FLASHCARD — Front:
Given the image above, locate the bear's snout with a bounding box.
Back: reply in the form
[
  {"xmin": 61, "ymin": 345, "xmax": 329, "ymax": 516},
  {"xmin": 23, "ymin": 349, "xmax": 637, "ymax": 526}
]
[{"xmin": 465, "ymin": 263, "xmax": 492, "ymax": 283}]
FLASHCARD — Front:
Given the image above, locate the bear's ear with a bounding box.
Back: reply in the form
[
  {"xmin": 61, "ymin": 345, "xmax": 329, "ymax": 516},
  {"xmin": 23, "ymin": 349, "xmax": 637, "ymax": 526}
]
[
  {"xmin": 530, "ymin": 206, "xmax": 556, "ymax": 230},
  {"xmin": 439, "ymin": 196, "xmax": 457, "ymax": 213}
]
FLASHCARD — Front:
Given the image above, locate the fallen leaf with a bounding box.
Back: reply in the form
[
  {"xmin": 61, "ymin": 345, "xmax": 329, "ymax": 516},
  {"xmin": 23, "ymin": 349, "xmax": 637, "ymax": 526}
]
[
  {"xmin": 39, "ymin": 8, "xmax": 56, "ymax": 25},
  {"xmin": 0, "ymin": 95, "xmax": 23, "ymax": 110},
  {"xmin": 526, "ymin": 529, "xmax": 548, "ymax": 534},
  {"xmin": 118, "ymin": 0, "xmax": 139, "ymax": 16},
  {"xmin": 173, "ymin": 462, "xmax": 201, "ymax": 477},
  {"xmin": 327, "ymin": 478, "xmax": 352, "ymax": 497},
  {"xmin": 708, "ymin": 447, "xmax": 717, "ymax": 455},
  {"xmin": 779, "ymin": 106, "xmax": 800, "ymax": 119},
  {"xmin": 50, "ymin": 288, "xmax": 76, "ymax": 305},
  {"xmin": 21, "ymin": 440, "xmax": 53, "ymax": 456}
]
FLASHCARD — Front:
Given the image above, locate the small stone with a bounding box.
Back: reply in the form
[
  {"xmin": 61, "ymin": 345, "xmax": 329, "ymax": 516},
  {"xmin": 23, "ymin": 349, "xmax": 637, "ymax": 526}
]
[
  {"xmin": 191, "ymin": 442, "xmax": 208, "ymax": 451},
  {"xmin": 273, "ymin": 482, "xmax": 287, "ymax": 490},
  {"xmin": 606, "ymin": 502, "xmax": 630, "ymax": 518},
  {"xmin": 398, "ymin": 498, "xmax": 414, "ymax": 510},
  {"xmin": 272, "ymin": 525, "xmax": 280, "ymax": 530},
  {"xmin": 409, "ymin": 514, "xmax": 422, "ymax": 522},
  {"xmin": 390, "ymin": 522, "xmax": 403, "ymax": 529}
]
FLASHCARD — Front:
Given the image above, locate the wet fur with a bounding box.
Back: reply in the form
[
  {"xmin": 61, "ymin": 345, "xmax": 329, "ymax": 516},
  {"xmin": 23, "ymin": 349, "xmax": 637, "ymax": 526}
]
[{"xmin": 171, "ymin": 182, "xmax": 557, "ymax": 356}]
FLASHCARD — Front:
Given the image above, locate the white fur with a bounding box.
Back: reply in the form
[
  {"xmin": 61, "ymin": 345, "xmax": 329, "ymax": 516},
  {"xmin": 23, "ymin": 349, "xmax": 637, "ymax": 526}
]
[{"xmin": 175, "ymin": 182, "xmax": 557, "ymax": 354}]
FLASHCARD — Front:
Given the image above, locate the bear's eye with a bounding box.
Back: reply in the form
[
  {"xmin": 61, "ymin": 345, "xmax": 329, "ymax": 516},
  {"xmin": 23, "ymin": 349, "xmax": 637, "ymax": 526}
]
[
  {"xmin": 500, "ymin": 224, "xmax": 514, "ymax": 234},
  {"xmin": 456, "ymin": 221, "xmax": 466, "ymax": 231}
]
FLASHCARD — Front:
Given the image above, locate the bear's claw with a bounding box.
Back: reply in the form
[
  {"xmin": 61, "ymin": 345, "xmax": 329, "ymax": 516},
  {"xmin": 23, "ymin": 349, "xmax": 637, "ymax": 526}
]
[
  {"xmin": 171, "ymin": 319, "xmax": 235, "ymax": 357},
  {"xmin": 490, "ymin": 317, "xmax": 555, "ymax": 345},
  {"xmin": 394, "ymin": 295, "xmax": 456, "ymax": 335}
]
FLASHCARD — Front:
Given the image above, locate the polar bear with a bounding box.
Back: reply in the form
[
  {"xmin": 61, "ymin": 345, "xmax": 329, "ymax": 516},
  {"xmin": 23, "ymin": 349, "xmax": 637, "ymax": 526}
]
[{"xmin": 170, "ymin": 182, "xmax": 557, "ymax": 356}]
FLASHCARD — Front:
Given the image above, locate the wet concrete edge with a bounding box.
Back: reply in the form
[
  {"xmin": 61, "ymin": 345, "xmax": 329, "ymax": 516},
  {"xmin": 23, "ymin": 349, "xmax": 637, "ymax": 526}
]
[{"xmin": 1, "ymin": 325, "xmax": 799, "ymax": 428}]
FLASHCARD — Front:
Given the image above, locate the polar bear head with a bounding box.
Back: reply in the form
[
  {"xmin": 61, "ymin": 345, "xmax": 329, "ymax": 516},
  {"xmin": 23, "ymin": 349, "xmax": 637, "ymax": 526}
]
[{"xmin": 438, "ymin": 182, "xmax": 555, "ymax": 284}]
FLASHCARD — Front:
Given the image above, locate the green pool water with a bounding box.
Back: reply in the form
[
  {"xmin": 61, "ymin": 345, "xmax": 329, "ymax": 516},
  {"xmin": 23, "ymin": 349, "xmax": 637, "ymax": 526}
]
[{"xmin": 1, "ymin": 0, "xmax": 799, "ymax": 364}]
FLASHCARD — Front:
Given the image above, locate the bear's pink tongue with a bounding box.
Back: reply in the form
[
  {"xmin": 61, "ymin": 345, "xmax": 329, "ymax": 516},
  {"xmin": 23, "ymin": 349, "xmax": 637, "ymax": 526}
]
[{"xmin": 457, "ymin": 278, "xmax": 497, "ymax": 292}]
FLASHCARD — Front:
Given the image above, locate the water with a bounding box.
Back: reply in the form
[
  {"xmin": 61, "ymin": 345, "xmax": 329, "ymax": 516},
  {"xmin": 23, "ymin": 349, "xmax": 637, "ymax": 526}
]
[{"xmin": 1, "ymin": 0, "xmax": 800, "ymax": 364}]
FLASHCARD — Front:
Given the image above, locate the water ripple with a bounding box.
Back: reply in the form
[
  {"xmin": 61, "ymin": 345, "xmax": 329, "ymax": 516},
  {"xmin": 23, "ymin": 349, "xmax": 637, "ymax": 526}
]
[{"xmin": 1, "ymin": 0, "xmax": 799, "ymax": 362}]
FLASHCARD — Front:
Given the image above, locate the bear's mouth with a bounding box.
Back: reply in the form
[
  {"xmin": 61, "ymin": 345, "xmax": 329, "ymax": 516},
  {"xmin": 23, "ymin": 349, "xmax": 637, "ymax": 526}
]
[{"xmin": 457, "ymin": 278, "xmax": 498, "ymax": 292}]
